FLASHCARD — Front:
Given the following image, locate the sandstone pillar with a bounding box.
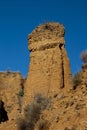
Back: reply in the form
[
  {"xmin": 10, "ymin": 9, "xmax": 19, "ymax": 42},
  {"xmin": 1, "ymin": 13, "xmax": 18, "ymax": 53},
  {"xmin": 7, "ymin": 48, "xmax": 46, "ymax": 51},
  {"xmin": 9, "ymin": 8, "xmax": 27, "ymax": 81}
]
[{"xmin": 24, "ymin": 22, "xmax": 72, "ymax": 107}]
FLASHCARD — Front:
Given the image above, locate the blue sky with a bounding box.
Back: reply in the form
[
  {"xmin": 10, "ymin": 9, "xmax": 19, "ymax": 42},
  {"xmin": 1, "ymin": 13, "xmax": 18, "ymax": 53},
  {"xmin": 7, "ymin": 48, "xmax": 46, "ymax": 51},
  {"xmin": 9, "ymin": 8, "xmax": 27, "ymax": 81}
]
[{"xmin": 0, "ymin": 0, "xmax": 87, "ymax": 76}]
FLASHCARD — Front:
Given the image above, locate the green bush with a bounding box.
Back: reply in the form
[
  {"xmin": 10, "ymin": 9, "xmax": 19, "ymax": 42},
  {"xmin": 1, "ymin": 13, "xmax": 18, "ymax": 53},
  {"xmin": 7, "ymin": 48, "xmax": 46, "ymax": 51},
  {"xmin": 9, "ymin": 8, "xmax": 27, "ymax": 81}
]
[
  {"xmin": 17, "ymin": 88, "xmax": 24, "ymax": 113},
  {"xmin": 18, "ymin": 89, "xmax": 24, "ymax": 97}
]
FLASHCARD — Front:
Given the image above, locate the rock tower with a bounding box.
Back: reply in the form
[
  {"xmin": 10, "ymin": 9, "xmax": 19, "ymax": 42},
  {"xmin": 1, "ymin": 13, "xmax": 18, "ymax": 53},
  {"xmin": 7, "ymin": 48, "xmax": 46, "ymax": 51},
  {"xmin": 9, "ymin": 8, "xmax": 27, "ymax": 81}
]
[{"xmin": 24, "ymin": 22, "xmax": 72, "ymax": 105}]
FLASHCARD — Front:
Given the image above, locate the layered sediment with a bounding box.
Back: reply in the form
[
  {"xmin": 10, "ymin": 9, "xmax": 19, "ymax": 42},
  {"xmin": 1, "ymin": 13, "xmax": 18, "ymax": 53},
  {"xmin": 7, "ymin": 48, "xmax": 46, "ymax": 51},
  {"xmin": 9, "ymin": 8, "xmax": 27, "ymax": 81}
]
[{"xmin": 24, "ymin": 22, "xmax": 73, "ymax": 106}]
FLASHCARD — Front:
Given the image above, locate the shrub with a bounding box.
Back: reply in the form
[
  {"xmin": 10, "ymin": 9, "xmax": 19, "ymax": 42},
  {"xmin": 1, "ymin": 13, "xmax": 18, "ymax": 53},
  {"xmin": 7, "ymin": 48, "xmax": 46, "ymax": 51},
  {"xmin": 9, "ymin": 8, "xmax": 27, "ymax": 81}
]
[
  {"xmin": 24, "ymin": 101, "xmax": 41, "ymax": 125},
  {"xmin": 73, "ymin": 72, "xmax": 82, "ymax": 89},
  {"xmin": 37, "ymin": 119, "xmax": 49, "ymax": 130},
  {"xmin": 34, "ymin": 93, "xmax": 51, "ymax": 110},
  {"xmin": 80, "ymin": 50, "xmax": 87, "ymax": 64},
  {"xmin": 18, "ymin": 89, "xmax": 24, "ymax": 97},
  {"xmin": 17, "ymin": 118, "xmax": 34, "ymax": 130},
  {"xmin": 17, "ymin": 88, "xmax": 24, "ymax": 113},
  {"xmin": 17, "ymin": 94, "xmax": 50, "ymax": 130},
  {"xmin": 18, "ymin": 102, "xmax": 41, "ymax": 130},
  {"xmin": 5, "ymin": 68, "xmax": 11, "ymax": 75},
  {"xmin": 17, "ymin": 118, "xmax": 26, "ymax": 130}
]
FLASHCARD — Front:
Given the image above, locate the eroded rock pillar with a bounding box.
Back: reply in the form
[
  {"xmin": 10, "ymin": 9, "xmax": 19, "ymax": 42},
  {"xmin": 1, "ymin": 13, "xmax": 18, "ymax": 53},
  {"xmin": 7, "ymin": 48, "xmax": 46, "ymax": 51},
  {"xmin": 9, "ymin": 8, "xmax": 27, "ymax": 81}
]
[{"xmin": 24, "ymin": 22, "xmax": 73, "ymax": 107}]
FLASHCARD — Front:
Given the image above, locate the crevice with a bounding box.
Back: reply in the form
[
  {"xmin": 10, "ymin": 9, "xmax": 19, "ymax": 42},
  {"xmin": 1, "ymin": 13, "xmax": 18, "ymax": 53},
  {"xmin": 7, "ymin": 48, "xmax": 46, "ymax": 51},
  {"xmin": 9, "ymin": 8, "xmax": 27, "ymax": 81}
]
[
  {"xmin": 0, "ymin": 100, "xmax": 8, "ymax": 123},
  {"xmin": 59, "ymin": 44, "xmax": 65, "ymax": 88}
]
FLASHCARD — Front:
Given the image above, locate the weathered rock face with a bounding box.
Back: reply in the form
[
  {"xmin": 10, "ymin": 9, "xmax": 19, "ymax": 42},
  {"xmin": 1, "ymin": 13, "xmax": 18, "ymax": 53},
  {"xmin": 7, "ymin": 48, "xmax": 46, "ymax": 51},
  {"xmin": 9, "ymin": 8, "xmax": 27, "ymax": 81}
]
[
  {"xmin": 81, "ymin": 64, "xmax": 87, "ymax": 86},
  {"xmin": 0, "ymin": 22, "xmax": 87, "ymax": 130},
  {"xmin": 24, "ymin": 22, "xmax": 72, "ymax": 105},
  {"xmin": 0, "ymin": 72, "xmax": 23, "ymax": 121}
]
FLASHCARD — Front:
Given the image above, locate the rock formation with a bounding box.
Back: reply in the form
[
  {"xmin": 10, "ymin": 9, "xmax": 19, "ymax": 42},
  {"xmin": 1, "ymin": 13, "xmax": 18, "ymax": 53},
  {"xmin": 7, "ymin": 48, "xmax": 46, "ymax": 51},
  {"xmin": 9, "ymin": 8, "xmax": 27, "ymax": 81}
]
[
  {"xmin": 0, "ymin": 71, "xmax": 23, "ymax": 121},
  {"xmin": 24, "ymin": 22, "xmax": 73, "ymax": 106},
  {"xmin": 0, "ymin": 22, "xmax": 87, "ymax": 130}
]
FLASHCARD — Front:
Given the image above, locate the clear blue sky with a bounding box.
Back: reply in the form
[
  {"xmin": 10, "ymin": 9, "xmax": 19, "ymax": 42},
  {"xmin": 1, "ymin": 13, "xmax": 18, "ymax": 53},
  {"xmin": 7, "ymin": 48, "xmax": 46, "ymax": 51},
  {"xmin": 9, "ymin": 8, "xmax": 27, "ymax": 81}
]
[{"xmin": 0, "ymin": 0, "xmax": 87, "ymax": 76}]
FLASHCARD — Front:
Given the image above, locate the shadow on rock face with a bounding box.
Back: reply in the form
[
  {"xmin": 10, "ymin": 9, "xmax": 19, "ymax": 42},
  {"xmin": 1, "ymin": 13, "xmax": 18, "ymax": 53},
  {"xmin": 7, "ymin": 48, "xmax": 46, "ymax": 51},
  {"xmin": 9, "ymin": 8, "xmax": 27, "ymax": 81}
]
[{"xmin": 0, "ymin": 100, "xmax": 8, "ymax": 123}]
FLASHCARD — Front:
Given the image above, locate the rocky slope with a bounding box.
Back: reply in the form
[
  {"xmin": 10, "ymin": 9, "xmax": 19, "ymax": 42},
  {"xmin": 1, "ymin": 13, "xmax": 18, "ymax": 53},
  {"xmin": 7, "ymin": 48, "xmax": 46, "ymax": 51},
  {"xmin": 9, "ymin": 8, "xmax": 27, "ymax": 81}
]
[
  {"xmin": 0, "ymin": 71, "xmax": 24, "ymax": 123},
  {"xmin": 0, "ymin": 22, "xmax": 87, "ymax": 130}
]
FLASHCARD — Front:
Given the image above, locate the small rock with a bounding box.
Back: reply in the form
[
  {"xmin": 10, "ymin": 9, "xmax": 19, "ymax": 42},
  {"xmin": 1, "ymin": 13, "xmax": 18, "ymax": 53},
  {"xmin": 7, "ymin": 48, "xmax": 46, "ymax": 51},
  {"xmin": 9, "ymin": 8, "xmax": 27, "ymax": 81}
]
[
  {"xmin": 69, "ymin": 99, "xmax": 74, "ymax": 106},
  {"xmin": 57, "ymin": 92, "xmax": 65, "ymax": 100},
  {"xmin": 65, "ymin": 102, "xmax": 69, "ymax": 108},
  {"xmin": 64, "ymin": 127, "xmax": 70, "ymax": 130},
  {"xmin": 53, "ymin": 93, "xmax": 58, "ymax": 98},
  {"xmin": 55, "ymin": 115, "xmax": 60, "ymax": 122},
  {"xmin": 74, "ymin": 96, "xmax": 79, "ymax": 100}
]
